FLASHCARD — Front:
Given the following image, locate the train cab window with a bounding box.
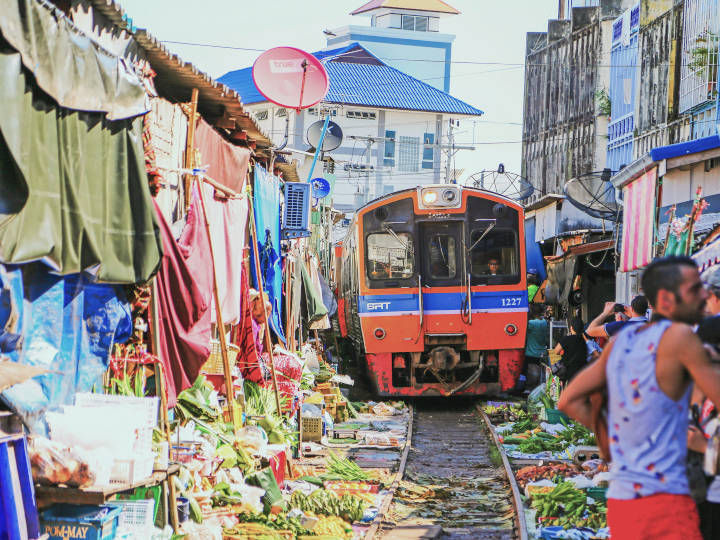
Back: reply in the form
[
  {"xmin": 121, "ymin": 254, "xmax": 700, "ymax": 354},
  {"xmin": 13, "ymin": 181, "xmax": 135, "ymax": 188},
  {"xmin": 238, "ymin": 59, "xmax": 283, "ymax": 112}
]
[
  {"xmin": 428, "ymin": 235, "xmax": 456, "ymax": 279},
  {"xmin": 366, "ymin": 233, "xmax": 414, "ymax": 280},
  {"xmin": 469, "ymin": 229, "xmax": 519, "ymax": 283}
]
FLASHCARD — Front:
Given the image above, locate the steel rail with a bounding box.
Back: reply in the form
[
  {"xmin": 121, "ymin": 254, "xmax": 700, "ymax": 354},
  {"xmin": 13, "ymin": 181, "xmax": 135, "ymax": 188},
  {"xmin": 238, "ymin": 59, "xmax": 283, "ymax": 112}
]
[{"xmin": 477, "ymin": 404, "xmax": 529, "ymax": 540}]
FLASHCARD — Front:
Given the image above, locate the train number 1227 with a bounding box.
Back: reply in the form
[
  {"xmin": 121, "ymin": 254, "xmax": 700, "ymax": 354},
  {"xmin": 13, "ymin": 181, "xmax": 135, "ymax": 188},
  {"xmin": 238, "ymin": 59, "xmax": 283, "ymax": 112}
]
[{"xmin": 501, "ymin": 297, "xmax": 522, "ymax": 307}]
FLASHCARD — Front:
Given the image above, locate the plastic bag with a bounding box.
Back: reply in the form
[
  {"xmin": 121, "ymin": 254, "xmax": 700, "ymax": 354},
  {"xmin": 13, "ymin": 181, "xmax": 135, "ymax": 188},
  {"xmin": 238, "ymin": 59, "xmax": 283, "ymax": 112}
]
[
  {"xmin": 527, "ymin": 384, "xmax": 546, "ymax": 416},
  {"xmin": 245, "ymin": 467, "xmax": 285, "ymax": 513},
  {"xmin": 28, "ymin": 436, "xmax": 96, "ymax": 487}
]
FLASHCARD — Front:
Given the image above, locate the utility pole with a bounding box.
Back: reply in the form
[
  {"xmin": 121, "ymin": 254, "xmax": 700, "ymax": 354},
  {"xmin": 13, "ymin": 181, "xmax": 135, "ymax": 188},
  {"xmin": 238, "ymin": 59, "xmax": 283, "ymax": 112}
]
[
  {"xmin": 348, "ymin": 135, "xmax": 394, "ymax": 203},
  {"xmin": 429, "ymin": 119, "xmax": 475, "ymax": 184}
]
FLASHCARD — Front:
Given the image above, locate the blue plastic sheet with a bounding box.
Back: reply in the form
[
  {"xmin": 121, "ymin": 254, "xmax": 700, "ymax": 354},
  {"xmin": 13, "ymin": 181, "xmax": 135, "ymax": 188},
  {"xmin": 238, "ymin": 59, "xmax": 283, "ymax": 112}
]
[
  {"xmin": 0, "ymin": 264, "xmax": 131, "ymax": 433},
  {"xmin": 252, "ymin": 166, "xmax": 285, "ymax": 343},
  {"xmin": 524, "ymin": 217, "xmax": 547, "ymax": 281}
]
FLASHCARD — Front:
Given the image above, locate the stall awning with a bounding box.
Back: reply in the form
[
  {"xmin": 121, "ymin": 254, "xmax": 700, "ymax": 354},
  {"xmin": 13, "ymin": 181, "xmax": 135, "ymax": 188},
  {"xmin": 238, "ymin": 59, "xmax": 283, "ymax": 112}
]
[
  {"xmin": 0, "ymin": 0, "xmax": 147, "ymax": 120},
  {"xmin": 620, "ymin": 167, "xmax": 657, "ymax": 272}
]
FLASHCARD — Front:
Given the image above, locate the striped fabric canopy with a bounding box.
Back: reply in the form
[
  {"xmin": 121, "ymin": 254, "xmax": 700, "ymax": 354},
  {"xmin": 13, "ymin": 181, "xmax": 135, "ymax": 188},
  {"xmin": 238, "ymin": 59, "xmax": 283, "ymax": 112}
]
[{"xmin": 621, "ymin": 167, "xmax": 657, "ymax": 272}]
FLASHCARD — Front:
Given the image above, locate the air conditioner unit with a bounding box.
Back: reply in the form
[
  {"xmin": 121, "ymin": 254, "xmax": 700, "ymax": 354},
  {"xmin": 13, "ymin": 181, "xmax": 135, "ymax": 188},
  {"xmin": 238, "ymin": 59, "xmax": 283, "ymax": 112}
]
[{"xmin": 282, "ymin": 182, "xmax": 311, "ymax": 239}]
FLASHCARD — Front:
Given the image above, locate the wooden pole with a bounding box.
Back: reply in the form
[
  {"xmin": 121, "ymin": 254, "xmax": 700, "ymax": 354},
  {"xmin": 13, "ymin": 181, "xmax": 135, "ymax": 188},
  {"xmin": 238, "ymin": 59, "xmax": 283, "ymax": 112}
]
[
  {"xmin": 246, "ymin": 188, "xmax": 283, "ymax": 416},
  {"xmin": 195, "ymin": 179, "xmax": 240, "ymax": 434},
  {"xmin": 183, "ymin": 88, "xmax": 199, "ymax": 211}
]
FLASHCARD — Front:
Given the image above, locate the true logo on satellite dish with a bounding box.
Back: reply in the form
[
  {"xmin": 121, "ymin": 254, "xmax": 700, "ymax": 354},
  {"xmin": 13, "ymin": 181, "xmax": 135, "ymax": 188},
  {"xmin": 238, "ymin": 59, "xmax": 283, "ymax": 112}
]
[{"xmin": 269, "ymin": 59, "xmax": 306, "ymax": 74}]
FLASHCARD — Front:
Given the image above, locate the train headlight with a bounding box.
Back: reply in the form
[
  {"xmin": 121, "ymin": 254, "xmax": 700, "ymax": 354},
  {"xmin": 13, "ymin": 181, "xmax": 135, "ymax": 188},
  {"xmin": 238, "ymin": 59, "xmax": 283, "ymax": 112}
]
[
  {"xmin": 422, "ymin": 191, "xmax": 438, "ymax": 205},
  {"xmin": 418, "ymin": 186, "xmax": 461, "ymax": 209}
]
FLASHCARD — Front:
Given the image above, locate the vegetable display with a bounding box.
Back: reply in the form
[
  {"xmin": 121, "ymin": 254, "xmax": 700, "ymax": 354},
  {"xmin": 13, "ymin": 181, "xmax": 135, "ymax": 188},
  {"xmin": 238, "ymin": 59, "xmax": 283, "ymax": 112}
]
[
  {"xmin": 290, "ymin": 489, "xmax": 367, "ymax": 522},
  {"xmin": 326, "ymin": 451, "xmax": 371, "ymax": 481}
]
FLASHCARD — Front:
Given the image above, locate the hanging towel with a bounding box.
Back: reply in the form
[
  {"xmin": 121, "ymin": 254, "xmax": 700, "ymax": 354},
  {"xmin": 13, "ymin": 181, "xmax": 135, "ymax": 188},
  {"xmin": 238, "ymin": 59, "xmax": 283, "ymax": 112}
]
[
  {"xmin": 308, "ymin": 258, "xmax": 331, "ymax": 330},
  {"xmin": 253, "ymin": 166, "xmax": 285, "ymax": 342},
  {"xmin": 301, "ymin": 260, "xmax": 329, "ymax": 325},
  {"xmin": 195, "ymin": 118, "xmax": 251, "ymax": 193},
  {"xmin": 153, "ymin": 194, "xmax": 213, "ymax": 407},
  {"xmin": 233, "ymin": 272, "xmax": 267, "ymax": 384},
  {"xmin": 203, "ymin": 184, "xmax": 248, "ymax": 326}
]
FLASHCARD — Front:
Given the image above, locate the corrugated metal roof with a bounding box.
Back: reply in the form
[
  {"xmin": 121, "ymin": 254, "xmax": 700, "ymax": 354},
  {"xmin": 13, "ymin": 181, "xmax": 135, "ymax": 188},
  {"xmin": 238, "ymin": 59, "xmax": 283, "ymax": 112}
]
[{"xmin": 218, "ymin": 44, "xmax": 482, "ymax": 116}]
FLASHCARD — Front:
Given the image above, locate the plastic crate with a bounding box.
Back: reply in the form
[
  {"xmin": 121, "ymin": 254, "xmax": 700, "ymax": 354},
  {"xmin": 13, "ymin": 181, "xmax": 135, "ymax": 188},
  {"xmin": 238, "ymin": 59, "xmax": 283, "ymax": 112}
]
[
  {"xmin": 41, "ymin": 504, "xmax": 121, "ymax": 540},
  {"xmin": 74, "ymin": 394, "xmax": 159, "ymax": 429},
  {"xmin": 587, "ymin": 486, "xmax": 607, "ymax": 502},
  {"xmin": 301, "ymin": 416, "xmax": 322, "ymax": 442},
  {"xmin": 110, "ymin": 454, "xmax": 154, "ymax": 485},
  {"xmin": 108, "ymin": 499, "xmax": 155, "ymax": 539}
]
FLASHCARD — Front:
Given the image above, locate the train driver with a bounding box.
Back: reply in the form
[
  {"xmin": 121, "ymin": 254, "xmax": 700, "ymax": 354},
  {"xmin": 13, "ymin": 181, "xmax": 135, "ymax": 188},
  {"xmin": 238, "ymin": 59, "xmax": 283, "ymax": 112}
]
[{"xmin": 487, "ymin": 256, "xmax": 502, "ymax": 275}]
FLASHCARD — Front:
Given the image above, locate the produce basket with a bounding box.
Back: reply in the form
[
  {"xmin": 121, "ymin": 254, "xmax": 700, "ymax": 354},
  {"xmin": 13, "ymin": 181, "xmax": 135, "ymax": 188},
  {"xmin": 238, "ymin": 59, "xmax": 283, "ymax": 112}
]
[
  {"xmin": 108, "ymin": 499, "xmax": 155, "ymax": 539},
  {"xmin": 545, "ymin": 408, "xmax": 569, "ymax": 424},
  {"xmin": 203, "ymin": 340, "xmax": 240, "ymax": 375},
  {"xmin": 301, "ymin": 416, "xmax": 323, "ymax": 442}
]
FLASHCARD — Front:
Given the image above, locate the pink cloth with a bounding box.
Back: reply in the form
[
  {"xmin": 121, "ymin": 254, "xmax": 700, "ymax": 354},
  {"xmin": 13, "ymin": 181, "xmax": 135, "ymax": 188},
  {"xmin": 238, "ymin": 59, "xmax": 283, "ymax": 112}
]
[
  {"xmin": 194, "ymin": 118, "xmax": 251, "ymax": 193},
  {"xmin": 203, "ymin": 184, "xmax": 248, "ymax": 326},
  {"xmin": 153, "ymin": 193, "xmax": 213, "ymax": 406}
]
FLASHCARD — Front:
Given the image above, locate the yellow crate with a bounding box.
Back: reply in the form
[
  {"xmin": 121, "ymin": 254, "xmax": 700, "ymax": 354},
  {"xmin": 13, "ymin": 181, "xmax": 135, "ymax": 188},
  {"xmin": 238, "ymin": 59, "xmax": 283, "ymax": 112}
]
[{"xmin": 301, "ymin": 416, "xmax": 323, "ymax": 442}]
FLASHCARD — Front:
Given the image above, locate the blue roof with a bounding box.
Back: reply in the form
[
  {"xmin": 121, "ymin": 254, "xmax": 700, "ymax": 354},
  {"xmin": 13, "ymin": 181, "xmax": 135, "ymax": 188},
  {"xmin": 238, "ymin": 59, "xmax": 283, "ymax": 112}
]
[
  {"xmin": 650, "ymin": 134, "xmax": 720, "ymax": 161},
  {"xmin": 218, "ymin": 44, "xmax": 483, "ymax": 116}
]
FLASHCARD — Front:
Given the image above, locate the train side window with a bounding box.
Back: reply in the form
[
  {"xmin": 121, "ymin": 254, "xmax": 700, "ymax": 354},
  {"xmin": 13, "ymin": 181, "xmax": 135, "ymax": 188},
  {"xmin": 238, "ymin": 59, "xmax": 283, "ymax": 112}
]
[
  {"xmin": 366, "ymin": 233, "xmax": 414, "ymax": 280},
  {"xmin": 428, "ymin": 235, "xmax": 456, "ymax": 279},
  {"xmin": 469, "ymin": 229, "xmax": 519, "ymax": 281}
]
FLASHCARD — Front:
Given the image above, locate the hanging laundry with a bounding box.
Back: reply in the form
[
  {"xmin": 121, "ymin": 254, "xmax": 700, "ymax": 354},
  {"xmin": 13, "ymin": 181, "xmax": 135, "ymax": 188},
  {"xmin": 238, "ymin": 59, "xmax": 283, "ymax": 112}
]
[
  {"xmin": 0, "ymin": 264, "xmax": 132, "ymax": 433},
  {"xmin": 308, "ymin": 257, "xmax": 331, "ymax": 331},
  {"xmin": 233, "ymin": 273, "xmax": 267, "ymax": 384},
  {"xmin": 253, "ymin": 166, "xmax": 285, "ymax": 342},
  {"xmin": 195, "ymin": 118, "xmax": 251, "ymax": 193},
  {"xmin": 301, "ymin": 260, "xmax": 329, "ymax": 326},
  {"xmin": 203, "ymin": 184, "xmax": 248, "ymax": 326},
  {"xmin": 153, "ymin": 194, "xmax": 213, "ymax": 407}
]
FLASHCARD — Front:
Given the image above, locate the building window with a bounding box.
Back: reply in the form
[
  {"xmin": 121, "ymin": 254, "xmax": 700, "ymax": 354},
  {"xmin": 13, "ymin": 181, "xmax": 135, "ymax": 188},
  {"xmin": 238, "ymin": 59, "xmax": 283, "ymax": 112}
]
[
  {"xmin": 276, "ymin": 108, "xmax": 287, "ymax": 117},
  {"xmin": 422, "ymin": 133, "xmax": 435, "ymax": 170},
  {"xmin": 398, "ymin": 136, "xmax": 420, "ymax": 172},
  {"xmin": 384, "ymin": 130, "xmax": 396, "ymax": 167},
  {"xmin": 679, "ymin": 0, "xmax": 719, "ymax": 112},
  {"xmin": 255, "ymin": 110, "xmax": 268, "ymax": 121},
  {"xmin": 401, "ymin": 14, "xmax": 432, "ymax": 32},
  {"xmin": 346, "ymin": 110, "xmax": 377, "ymax": 120},
  {"xmin": 307, "ymin": 108, "xmax": 318, "ymax": 116}
]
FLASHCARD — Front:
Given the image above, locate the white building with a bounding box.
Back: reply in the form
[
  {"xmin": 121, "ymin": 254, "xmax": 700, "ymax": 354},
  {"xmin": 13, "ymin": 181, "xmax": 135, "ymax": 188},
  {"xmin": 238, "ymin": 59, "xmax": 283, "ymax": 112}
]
[{"xmin": 219, "ymin": 2, "xmax": 483, "ymax": 212}]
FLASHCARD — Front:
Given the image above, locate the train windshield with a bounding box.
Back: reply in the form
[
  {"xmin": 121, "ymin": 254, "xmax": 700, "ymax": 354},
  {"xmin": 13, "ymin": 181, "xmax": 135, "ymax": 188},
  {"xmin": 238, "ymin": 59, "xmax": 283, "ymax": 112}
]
[
  {"xmin": 366, "ymin": 233, "xmax": 414, "ymax": 280},
  {"xmin": 469, "ymin": 228, "xmax": 519, "ymax": 282},
  {"xmin": 428, "ymin": 235, "xmax": 457, "ymax": 279}
]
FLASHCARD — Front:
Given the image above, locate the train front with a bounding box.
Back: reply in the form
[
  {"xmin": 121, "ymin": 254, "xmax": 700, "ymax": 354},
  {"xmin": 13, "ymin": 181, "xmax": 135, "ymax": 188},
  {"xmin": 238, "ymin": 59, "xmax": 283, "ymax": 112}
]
[{"xmin": 352, "ymin": 185, "xmax": 528, "ymax": 397}]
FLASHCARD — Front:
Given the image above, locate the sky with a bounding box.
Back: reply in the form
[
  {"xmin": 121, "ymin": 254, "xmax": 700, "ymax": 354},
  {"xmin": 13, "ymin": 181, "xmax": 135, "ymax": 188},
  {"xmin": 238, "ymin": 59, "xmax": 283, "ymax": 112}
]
[{"xmin": 118, "ymin": 0, "xmax": 559, "ymax": 179}]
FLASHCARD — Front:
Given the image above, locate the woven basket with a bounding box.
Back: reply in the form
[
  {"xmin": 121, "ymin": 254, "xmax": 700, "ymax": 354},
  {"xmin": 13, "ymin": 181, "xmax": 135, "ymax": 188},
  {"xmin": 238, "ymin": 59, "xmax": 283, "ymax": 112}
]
[{"xmin": 203, "ymin": 340, "xmax": 240, "ymax": 375}]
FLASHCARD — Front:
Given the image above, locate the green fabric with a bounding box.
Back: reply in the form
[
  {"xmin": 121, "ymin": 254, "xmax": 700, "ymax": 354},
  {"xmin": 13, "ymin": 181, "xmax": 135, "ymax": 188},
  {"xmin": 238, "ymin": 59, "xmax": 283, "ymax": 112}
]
[
  {"xmin": 301, "ymin": 260, "xmax": 328, "ymax": 323},
  {"xmin": 0, "ymin": 48, "xmax": 162, "ymax": 284},
  {"xmin": 665, "ymin": 228, "xmax": 691, "ymax": 256},
  {"xmin": 245, "ymin": 467, "xmax": 285, "ymax": 513}
]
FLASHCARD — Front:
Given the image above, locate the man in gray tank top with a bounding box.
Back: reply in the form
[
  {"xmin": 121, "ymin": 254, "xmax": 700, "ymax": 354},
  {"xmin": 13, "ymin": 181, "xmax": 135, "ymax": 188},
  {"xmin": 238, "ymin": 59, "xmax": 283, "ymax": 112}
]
[{"xmin": 559, "ymin": 256, "xmax": 720, "ymax": 540}]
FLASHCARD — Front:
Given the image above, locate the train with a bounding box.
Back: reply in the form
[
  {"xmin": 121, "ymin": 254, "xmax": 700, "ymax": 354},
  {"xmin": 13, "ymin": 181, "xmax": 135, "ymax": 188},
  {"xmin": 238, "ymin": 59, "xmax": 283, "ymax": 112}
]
[{"xmin": 336, "ymin": 184, "xmax": 528, "ymax": 397}]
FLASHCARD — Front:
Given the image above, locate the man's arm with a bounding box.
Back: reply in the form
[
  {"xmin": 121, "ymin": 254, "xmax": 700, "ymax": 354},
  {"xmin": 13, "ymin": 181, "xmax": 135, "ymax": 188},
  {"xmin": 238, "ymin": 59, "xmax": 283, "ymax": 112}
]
[
  {"xmin": 558, "ymin": 341, "xmax": 612, "ymax": 428},
  {"xmin": 585, "ymin": 302, "xmax": 615, "ymax": 339}
]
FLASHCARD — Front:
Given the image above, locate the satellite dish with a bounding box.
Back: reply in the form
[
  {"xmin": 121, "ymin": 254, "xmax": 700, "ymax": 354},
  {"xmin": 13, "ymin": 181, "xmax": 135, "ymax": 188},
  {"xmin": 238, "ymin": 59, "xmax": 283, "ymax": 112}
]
[
  {"xmin": 252, "ymin": 47, "xmax": 329, "ymax": 111},
  {"xmin": 564, "ymin": 169, "xmax": 620, "ymax": 220},
  {"xmin": 467, "ymin": 166, "xmax": 534, "ymax": 201},
  {"xmin": 311, "ymin": 177, "xmax": 331, "ymax": 199},
  {"xmin": 307, "ymin": 120, "xmax": 343, "ymax": 151}
]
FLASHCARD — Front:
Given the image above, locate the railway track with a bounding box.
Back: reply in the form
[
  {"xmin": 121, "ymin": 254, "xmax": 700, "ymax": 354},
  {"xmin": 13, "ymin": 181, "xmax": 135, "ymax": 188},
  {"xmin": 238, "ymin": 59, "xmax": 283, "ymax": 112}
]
[{"xmin": 376, "ymin": 400, "xmax": 525, "ymax": 540}]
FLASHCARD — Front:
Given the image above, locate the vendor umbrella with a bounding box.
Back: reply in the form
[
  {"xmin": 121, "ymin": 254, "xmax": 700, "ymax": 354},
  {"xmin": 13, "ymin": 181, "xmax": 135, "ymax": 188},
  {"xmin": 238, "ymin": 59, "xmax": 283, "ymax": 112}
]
[{"xmin": 0, "ymin": 361, "xmax": 48, "ymax": 393}]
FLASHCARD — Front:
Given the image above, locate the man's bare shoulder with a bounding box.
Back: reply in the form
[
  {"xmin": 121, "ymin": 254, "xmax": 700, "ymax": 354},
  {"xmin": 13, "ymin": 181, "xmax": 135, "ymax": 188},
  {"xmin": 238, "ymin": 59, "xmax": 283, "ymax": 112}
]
[{"xmin": 657, "ymin": 322, "xmax": 703, "ymax": 361}]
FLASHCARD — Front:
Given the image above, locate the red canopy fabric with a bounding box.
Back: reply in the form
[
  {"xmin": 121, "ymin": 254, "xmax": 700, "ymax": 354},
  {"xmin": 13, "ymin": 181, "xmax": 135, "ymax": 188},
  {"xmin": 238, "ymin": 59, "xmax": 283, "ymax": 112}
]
[{"xmin": 153, "ymin": 193, "xmax": 213, "ymax": 406}]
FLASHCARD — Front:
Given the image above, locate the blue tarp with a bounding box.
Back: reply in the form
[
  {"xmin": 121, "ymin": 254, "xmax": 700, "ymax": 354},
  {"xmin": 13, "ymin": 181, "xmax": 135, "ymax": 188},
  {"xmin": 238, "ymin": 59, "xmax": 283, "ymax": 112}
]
[
  {"xmin": 252, "ymin": 166, "xmax": 286, "ymax": 343},
  {"xmin": 524, "ymin": 217, "xmax": 547, "ymax": 281},
  {"xmin": 0, "ymin": 264, "xmax": 131, "ymax": 433},
  {"xmin": 650, "ymin": 134, "xmax": 720, "ymax": 161}
]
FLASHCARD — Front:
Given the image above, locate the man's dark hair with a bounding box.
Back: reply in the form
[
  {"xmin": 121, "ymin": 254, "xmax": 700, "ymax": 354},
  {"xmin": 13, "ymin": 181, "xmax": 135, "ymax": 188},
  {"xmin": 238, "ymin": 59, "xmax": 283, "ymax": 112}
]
[
  {"xmin": 613, "ymin": 303, "xmax": 625, "ymax": 314},
  {"xmin": 641, "ymin": 256, "xmax": 697, "ymax": 306},
  {"xmin": 630, "ymin": 295, "xmax": 649, "ymax": 316},
  {"xmin": 570, "ymin": 317, "xmax": 584, "ymax": 335},
  {"xmin": 530, "ymin": 303, "xmax": 545, "ymax": 319}
]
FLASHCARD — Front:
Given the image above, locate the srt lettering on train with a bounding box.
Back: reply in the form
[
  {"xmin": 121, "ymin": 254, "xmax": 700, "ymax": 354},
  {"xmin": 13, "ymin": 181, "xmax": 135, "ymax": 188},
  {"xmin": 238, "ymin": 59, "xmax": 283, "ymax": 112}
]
[{"xmin": 367, "ymin": 302, "xmax": 390, "ymax": 311}]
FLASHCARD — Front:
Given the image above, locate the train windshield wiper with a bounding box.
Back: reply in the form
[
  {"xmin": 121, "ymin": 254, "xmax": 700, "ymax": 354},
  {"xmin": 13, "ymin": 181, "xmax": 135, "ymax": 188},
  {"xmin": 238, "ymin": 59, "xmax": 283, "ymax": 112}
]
[
  {"xmin": 467, "ymin": 221, "xmax": 496, "ymax": 253},
  {"xmin": 383, "ymin": 225, "xmax": 412, "ymax": 255}
]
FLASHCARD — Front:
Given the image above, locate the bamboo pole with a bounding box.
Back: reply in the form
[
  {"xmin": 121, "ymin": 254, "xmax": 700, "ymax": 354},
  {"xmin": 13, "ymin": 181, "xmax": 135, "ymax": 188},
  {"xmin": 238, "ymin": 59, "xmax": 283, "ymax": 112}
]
[
  {"xmin": 183, "ymin": 88, "xmax": 199, "ymax": 211},
  {"xmin": 246, "ymin": 187, "xmax": 283, "ymax": 416},
  {"xmin": 195, "ymin": 179, "xmax": 240, "ymax": 434}
]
